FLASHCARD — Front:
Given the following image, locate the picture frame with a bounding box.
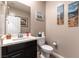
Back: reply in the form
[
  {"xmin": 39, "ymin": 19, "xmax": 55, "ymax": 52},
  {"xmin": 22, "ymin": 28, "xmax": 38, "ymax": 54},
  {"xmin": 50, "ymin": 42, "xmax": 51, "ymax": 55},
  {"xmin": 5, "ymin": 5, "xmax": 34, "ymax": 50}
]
[
  {"xmin": 68, "ymin": 2, "xmax": 79, "ymax": 27},
  {"xmin": 21, "ymin": 17, "xmax": 28, "ymax": 27},
  {"xmin": 35, "ymin": 11, "xmax": 44, "ymax": 21},
  {"xmin": 57, "ymin": 4, "xmax": 64, "ymax": 25}
]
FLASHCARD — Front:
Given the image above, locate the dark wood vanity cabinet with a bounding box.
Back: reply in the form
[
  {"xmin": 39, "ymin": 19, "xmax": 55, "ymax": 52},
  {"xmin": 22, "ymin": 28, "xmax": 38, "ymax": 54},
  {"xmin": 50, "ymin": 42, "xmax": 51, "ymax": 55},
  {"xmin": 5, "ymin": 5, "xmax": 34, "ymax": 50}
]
[{"xmin": 2, "ymin": 40, "xmax": 37, "ymax": 58}]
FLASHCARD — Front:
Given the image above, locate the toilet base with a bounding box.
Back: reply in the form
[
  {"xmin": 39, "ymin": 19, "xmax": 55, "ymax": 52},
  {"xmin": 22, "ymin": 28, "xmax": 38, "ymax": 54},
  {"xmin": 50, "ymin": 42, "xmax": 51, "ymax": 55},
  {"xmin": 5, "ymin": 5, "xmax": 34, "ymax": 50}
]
[{"xmin": 40, "ymin": 51, "xmax": 50, "ymax": 58}]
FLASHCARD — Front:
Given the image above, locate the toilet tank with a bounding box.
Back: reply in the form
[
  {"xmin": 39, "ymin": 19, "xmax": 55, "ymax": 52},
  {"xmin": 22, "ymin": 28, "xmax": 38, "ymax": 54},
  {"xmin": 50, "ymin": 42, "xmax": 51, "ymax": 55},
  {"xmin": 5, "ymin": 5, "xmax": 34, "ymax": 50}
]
[{"xmin": 37, "ymin": 37, "xmax": 45, "ymax": 46}]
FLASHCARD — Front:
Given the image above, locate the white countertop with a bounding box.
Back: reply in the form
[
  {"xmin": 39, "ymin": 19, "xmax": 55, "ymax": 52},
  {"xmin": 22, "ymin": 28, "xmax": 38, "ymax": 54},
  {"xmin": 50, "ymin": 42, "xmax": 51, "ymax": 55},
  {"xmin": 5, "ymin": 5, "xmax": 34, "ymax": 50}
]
[{"xmin": 2, "ymin": 36, "xmax": 45, "ymax": 47}]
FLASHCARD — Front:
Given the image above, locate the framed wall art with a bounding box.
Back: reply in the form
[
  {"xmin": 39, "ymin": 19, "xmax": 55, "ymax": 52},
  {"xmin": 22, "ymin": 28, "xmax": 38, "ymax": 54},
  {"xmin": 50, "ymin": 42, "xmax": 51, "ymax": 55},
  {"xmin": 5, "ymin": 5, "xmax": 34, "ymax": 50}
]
[
  {"xmin": 68, "ymin": 2, "xmax": 79, "ymax": 27},
  {"xmin": 35, "ymin": 11, "xmax": 44, "ymax": 21},
  {"xmin": 21, "ymin": 17, "xmax": 28, "ymax": 27},
  {"xmin": 57, "ymin": 4, "xmax": 64, "ymax": 25}
]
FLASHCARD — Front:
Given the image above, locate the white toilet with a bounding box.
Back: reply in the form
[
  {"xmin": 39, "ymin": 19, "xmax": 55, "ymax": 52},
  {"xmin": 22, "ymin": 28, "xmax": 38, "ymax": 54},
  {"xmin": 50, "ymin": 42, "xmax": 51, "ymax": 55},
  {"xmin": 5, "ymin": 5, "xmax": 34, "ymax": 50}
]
[{"xmin": 37, "ymin": 37, "xmax": 53, "ymax": 58}]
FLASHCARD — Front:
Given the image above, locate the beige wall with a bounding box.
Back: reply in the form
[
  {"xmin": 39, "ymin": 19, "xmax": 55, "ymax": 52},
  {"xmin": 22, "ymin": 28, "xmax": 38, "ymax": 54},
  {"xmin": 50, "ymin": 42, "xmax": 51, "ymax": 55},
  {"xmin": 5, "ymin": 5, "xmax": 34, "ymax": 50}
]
[
  {"xmin": 30, "ymin": 1, "xmax": 46, "ymax": 36},
  {"xmin": 0, "ymin": 2, "xmax": 4, "ymax": 57},
  {"xmin": 0, "ymin": 2, "xmax": 5, "ymax": 35},
  {"xmin": 0, "ymin": 4, "xmax": 3, "ymax": 34},
  {"xmin": 46, "ymin": 1, "xmax": 79, "ymax": 58}
]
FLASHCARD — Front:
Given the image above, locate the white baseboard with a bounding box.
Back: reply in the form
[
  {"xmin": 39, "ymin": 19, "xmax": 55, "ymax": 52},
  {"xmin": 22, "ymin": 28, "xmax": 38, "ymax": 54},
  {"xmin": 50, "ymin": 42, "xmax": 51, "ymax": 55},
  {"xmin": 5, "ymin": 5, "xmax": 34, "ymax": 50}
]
[
  {"xmin": 39, "ymin": 51, "xmax": 64, "ymax": 58},
  {"xmin": 52, "ymin": 52, "xmax": 64, "ymax": 58}
]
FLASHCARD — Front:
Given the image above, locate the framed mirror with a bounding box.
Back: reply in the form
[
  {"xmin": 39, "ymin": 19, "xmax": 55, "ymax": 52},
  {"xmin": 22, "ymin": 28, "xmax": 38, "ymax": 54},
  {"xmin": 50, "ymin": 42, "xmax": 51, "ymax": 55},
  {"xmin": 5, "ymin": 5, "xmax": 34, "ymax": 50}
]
[{"xmin": 5, "ymin": 1, "xmax": 31, "ymax": 34}]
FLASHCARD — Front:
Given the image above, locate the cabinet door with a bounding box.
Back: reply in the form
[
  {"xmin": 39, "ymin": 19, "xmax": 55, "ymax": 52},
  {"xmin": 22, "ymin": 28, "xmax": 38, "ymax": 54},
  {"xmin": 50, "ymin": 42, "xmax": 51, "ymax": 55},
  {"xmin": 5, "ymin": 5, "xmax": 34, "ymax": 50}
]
[
  {"xmin": 8, "ymin": 50, "xmax": 24, "ymax": 58},
  {"xmin": 24, "ymin": 40, "xmax": 37, "ymax": 58}
]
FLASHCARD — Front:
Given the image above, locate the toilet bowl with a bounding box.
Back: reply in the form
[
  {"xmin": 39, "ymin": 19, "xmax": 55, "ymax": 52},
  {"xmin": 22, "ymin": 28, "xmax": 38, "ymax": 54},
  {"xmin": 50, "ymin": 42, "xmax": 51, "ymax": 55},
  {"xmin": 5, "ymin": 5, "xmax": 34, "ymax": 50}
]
[
  {"xmin": 40, "ymin": 45, "xmax": 53, "ymax": 58},
  {"xmin": 41, "ymin": 45, "xmax": 53, "ymax": 53},
  {"xmin": 37, "ymin": 37, "xmax": 53, "ymax": 58}
]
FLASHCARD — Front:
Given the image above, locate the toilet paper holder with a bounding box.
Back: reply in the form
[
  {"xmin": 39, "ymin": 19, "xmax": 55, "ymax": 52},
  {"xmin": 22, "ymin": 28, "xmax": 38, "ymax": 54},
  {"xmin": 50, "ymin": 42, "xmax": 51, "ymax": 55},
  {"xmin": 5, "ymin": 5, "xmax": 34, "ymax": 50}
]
[{"xmin": 52, "ymin": 41, "xmax": 58, "ymax": 49}]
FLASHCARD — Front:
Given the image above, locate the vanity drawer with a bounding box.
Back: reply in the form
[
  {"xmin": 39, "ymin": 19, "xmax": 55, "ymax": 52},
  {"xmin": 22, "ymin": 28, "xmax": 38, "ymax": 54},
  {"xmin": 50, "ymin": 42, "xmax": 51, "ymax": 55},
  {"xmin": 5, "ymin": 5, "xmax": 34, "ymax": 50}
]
[
  {"xmin": 2, "ymin": 49, "xmax": 24, "ymax": 58},
  {"xmin": 2, "ymin": 42, "xmax": 26, "ymax": 54}
]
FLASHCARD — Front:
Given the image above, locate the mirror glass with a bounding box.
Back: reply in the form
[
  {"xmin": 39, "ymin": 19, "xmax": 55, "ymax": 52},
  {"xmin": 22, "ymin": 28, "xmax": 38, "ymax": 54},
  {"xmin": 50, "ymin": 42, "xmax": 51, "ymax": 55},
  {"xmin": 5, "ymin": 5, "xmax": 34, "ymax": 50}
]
[{"xmin": 5, "ymin": 1, "xmax": 31, "ymax": 34}]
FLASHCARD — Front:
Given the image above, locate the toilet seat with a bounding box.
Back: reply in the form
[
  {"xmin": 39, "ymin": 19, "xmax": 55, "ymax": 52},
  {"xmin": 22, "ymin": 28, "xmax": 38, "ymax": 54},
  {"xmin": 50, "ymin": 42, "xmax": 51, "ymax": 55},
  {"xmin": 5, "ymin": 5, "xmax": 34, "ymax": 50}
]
[
  {"xmin": 41, "ymin": 45, "xmax": 53, "ymax": 51},
  {"xmin": 41, "ymin": 45, "xmax": 53, "ymax": 53}
]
